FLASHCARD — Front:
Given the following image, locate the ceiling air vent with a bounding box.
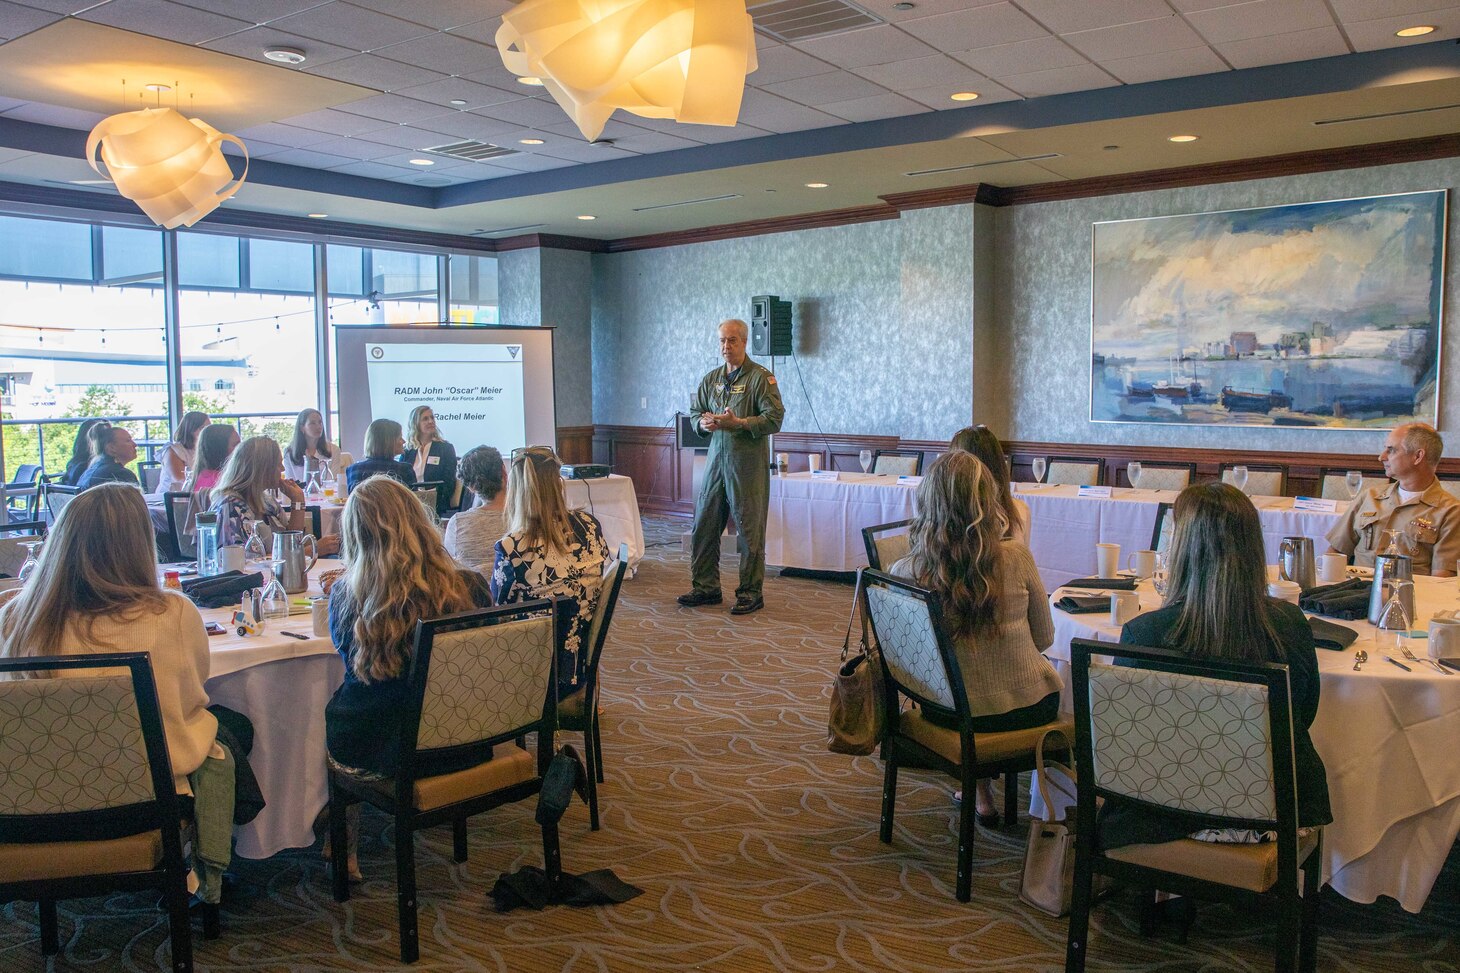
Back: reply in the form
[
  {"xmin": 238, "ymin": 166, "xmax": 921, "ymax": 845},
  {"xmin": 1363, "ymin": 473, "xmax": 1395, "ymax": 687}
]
[
  {"xmin": 750, "ymin": 0, "xmax": 882, "ymax": 42},
  {"xmin": 425, "ymin": 140, "xmax": 519, "ymax": 162}
]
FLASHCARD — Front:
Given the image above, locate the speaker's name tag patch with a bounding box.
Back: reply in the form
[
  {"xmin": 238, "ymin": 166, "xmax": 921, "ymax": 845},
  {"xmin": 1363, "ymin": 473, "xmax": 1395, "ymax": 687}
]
[
  {"xmin": 730, "ymin": 384, "xmax": 746, "ymax": 394},
  {"xmin": 427, "ymin": 455, "xmax": 441, "ymax": 465}
]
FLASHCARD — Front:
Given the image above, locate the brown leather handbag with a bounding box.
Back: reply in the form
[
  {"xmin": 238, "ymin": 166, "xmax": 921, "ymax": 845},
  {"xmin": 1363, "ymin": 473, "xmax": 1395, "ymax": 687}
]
[{"xmin": 826, "ymin": 570, "xmax": 885, "ymax": 756}]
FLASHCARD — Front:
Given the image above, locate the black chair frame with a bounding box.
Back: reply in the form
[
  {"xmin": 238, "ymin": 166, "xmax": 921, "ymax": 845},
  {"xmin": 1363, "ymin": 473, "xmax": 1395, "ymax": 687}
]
[
  {"xmin": 860, "ymin": 519, "xmax": 912, "ymax": 572},
  {"xmin": 1149, "ymin": 502, "xmax": 1173, "ymax": 553},
  {"xmin": 1065, "ymin": 638, "xmax": 1322, "ymax": 973},
  {"xmin": 560, "ymin": 543, "xmax": 630, "ymax": 831},
  {"xmin": 329, "ymin": 598, "xmax": 562, "ymax": 964},
  {"xmin": 0, "ymin": 654, "xmax": 200, "ymax": 971},
  {"xmin": 41, "ymin": 479, "xmax": 80, "ymax": 523},
  {"xmin": 864, "ymin": 570, "xmax": 1068, "ymax": 902},
  {"xmin": 4, "ymin": 464, "xmax": 43, "ymax": 521},
  {"xmin": 870, "ymin": 449, "xmax": 923, "ymax": 476}
]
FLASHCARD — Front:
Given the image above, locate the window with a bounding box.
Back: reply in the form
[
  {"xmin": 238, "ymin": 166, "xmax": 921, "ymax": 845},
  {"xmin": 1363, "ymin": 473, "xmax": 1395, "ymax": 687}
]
[{"xmin": 449, "ymin": 253, "xmax": 499, "ymax": 324}]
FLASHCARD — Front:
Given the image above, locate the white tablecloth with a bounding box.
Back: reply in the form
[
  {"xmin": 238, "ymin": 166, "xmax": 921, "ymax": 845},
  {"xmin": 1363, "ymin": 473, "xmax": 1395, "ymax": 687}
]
[
  {"xmin": 200, "ymin": 559, "xmax": 343, "ymax": 859},
  {"xmin": 1022, "ymin": 485, "xmax": 1346, "ymax": 590},
  {"xmin": 1047, "ymin": 574, "xmax": 1460, "ymax": 913},
  {"xmin": 766, "ymin": 472, "xmax": 916, "ymax": 571},
  {"xmin": 564, "ymin": 474, "xmax": 644, "ymax": 568}
]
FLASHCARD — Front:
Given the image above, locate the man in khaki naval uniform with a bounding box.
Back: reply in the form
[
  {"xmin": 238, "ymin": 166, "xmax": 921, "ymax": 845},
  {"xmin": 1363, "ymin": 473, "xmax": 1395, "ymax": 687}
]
[
  {"xmin": 1327, "ymin": 422, "xmax": 1460, "ymax": 576},
  {"xmin": 678, "ymin": 319, "xmax": 785, "ymax": 615}
]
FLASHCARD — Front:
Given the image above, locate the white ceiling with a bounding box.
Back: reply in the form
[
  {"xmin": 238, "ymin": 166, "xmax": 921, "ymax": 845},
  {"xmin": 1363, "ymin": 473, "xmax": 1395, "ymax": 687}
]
[{"xmin": 0, "ymin": 0, "xmax": 1457, "ymax": 236}]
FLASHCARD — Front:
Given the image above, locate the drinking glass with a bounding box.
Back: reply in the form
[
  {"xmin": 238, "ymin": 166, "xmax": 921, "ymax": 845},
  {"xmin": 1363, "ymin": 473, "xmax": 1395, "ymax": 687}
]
[
  {"xmin": 1231, "ymin": 465, "xmax": 1249, "ymax": 494},
  {"xmin": 16, "ymin": 540, "xmax": 42, "ymax": 582},
  {"xmin": 1127, "ymin": 461, "xmax": 1143, "ymax": 490},
  {"xmin": 859, "ymin": 449, "xmax": 873, "ymax": 474},
  {"xmin": 1376, "ymin": 580, "xmax": 1414, "ymax": 655},
  {"xmin": 1151, "ymin": 552, "xmax": 1169, "ymax": 598},
  {"xmin": 258, "ymin": 561, "xmax": 291, "ymax": 621},
  {"xmin": 1380, "ymin": 529, "xmax": 1403, "ymax": 557},
  {"xmin": 1031, "ymin": 458, "xmax": 1047, "ymax": 484},
  {"xmin": 1345, "ymin": 470, "xmax": 1363, "ymax": 501}
]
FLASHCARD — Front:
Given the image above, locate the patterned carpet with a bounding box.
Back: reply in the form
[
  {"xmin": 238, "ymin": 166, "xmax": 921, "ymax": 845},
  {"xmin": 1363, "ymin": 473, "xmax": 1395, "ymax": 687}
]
[{"xmin": 4, "ymin": 514, "xmax": 1457, "ymax": 972}]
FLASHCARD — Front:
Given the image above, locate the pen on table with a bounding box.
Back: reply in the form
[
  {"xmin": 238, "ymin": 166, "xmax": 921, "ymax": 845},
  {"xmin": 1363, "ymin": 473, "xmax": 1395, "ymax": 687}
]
[
  {"xmin": 280, "ymin": 631, "xmax": 310, "ymax": 640},
  {"xmin": 1437, "ymin": 658, "xmax": 1460, "ymax": 674},
  {"xmin": 1384, "ymin": 656, "xmax": 1411, "ymax": 672}
]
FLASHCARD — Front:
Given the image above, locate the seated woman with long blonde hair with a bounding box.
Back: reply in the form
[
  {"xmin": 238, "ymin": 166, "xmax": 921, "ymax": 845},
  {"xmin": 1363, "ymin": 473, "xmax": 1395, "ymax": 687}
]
[{"xmin": 888, "ymin": 450, "xmax": 1060, "ymax": 825}]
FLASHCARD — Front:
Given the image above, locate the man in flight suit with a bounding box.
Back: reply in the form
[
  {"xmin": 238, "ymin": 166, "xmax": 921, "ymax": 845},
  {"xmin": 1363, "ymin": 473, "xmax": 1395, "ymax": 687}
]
[{"xmin": 678, "ymin": 318, "xmax": 785, "ymax": 615}]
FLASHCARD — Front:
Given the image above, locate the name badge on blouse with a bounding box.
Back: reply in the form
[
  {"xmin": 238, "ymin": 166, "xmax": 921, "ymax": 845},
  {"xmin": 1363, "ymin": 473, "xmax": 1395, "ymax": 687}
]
[{"xmin": 427, "ymin": 455, "xmax": 441, "ymax": 465}]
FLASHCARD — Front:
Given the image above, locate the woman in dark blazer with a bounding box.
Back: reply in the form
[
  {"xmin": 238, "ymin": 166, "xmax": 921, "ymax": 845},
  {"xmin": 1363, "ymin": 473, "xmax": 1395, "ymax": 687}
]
[
  {"xmin": 1104, "ymin": 482, "xmax": 1331, "ymax": 850},
  {"xmin": 398, "ymin": 405, "xmax": 457, "ymax": 517},
  {"xmin": 344, "ymin": 418, "xmax": 416, "ymax": 494}
]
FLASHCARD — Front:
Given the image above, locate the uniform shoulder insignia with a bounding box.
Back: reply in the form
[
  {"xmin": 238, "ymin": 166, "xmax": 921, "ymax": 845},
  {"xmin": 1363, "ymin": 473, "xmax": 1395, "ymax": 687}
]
[{"xmin": 767, "ymin": 375, "xmax": 776, "ymax": 384}]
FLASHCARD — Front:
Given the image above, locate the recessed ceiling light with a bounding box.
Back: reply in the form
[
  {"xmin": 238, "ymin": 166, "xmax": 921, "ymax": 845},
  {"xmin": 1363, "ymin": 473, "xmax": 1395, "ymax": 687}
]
[
  {"xmin": 805, "ymin": 182, "xmax": 828, "ymax": 188},
  {"xmin": 263, "ymin": 46, "xmax": 307, "ymax": 65},
  {"xmin": 950, "ymin": 91, "xmax": 979, "ymax": 102},
  {"xmin": 449, "ymin": 99, "xmax": 467, "ymax": 106},
  {"xmin": 577, "ymin": 215, "xmax": 596, "ymax": 220},
  {"xmin": 408, "ymin": 158, "xmax": 435, "ymax": 165},
  {"xmin": 1396, "ymin": 25, "xmax": 1436, "ymax": 37},
  {"xmin": 518, "ymin": 76, "xmax": 545, "ymax": 86},
  {"xmin": 144, "ymin": 83, "xmax": 171, "ymax": 93},
  {"xmin": 519, "ymin": 137, "xmax": 545, "ymax": 145},
  {"xmin": 1168, "ymin": 134, "xmax": 1199, "ymax": 142},
  {"xmin": 307, "ymin": 213, "xmax": 328, "ymax": 219},
  {"xmin": 592, "ymin": 139, "xmax": 615, "ymax": 147},
  {"xmin": 893, "ymin": 2, "xmax": 914, "ymax": 8}
]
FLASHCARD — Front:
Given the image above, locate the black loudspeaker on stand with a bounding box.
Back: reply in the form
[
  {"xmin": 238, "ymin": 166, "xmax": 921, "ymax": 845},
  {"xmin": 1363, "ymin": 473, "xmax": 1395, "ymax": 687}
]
[{"xmin": 751, "ymin": 296, "xmax": 792, "ymax": 356}]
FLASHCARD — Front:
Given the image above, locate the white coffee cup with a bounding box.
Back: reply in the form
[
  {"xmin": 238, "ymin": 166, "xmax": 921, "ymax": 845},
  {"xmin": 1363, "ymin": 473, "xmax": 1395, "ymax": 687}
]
[
  {"xmin": 1126, "ymin": 549, "xmax": 1157, "ymax": 579},
  {"xmin": 311, "ymin": 597, "xmax": 330, "ymax": 639},
  {"xmin": 808, "ymin": 454, "xmax": 822, "ymax": 472},
  {"xmin": 218, "ymin": 545, "xmax": 246, "ymax": 573},
  {"xmin": 1427, "ymin": 617, "xmax": 1460, "ymax": 660},
  {"xmin": 1319, "ymin": 552, "xmax": 1347, "ymax": 584},
  {"xmin": 1267, "ymin": 579, "xmax": 1302, "ymax": 604},
  {"xmin": 1110, "ymin": 590, "xmax": 1140, "ymax": 626},
  {"xmin": 1095, "ymin": 542, "xmax": 1120, "ymax": 578}
]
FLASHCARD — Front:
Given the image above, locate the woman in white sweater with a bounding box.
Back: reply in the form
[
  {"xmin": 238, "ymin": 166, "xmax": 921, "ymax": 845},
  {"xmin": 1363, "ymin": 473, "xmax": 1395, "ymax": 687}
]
[
  {"xmin": 0, "ymin": 483, "xmax": 217, "ymax": 795},
  {"xmin": 889, "ymin": 450, "xmax": 1060, "ymax": 825}
]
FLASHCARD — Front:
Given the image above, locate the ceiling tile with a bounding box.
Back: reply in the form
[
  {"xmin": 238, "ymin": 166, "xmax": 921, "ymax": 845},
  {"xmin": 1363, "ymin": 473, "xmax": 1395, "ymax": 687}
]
[
  {"xmin": 461, "ymin": 60, "xmax": 535, "ymax": 91},
  {"xmin": 761, "ymin": 71, "xmax": 887, "ymax": 106},
  {"xmin": 536, "ymin": 139, "xmax": 638, "ymax": 162},
  {"xmin": 373, "ymin": 29, "xmax": 497, "ymax": 77},
  {"xmin": 898, "ymin": 79, "xmax": 1022, "ymax": 109},
  {"xmin": 326, "ymin": 159, "xmax": 423, "ymax": 179},
  {"xmin": 412, "ymin": 110, "xmax": 522, "ymax": 141},
  {"xmin": 275, "ymin": 107, "xmax": 387, "ymax": 136},
  {"xmin": 536, "ymin": 118, "xmax": 649, "ymax": 140},
  {"xmin": 953, "ymin": 35, "xmax": 1088, "ymax": 76},
  {"xmin": 998, "ymin": 62, "xmax": 1121, "ymax": 97},
  {"xmin": 738, "ymin": 89, "xmax": 845, "ymax": 130},
  {"xmin": 1166, "ymin": 0, "xmax": 1256, "ymax": 10},
  {"xmin": 475, "ymin": 96, "xmax": 575, "ymax": 127},
  {"xmin": 821, "ymin": 92, "xmax": 933, "ymax": 122},
  {"xmin": 1186, "ymin": 0, "xmax": 1337, "ymax": 44},
  {"xmin": 0, "ymin": 95, "xmax": 29, "ymax": 113},
  {"xmin": 599, "ymin": 129, "xmax": 703, "ymax": 153},
  {"xmin": 254, "ymin": 145, "xmax": 357, "ymax": 168},
  {"xmin": 370, "ymin": 151, "xmax": 470, "ymax": 170},
  {"xmin": 1345, "ymin": 9, "xmax": 1460, "ymax": 52},
  {"xmin": 202, "ymin": 26, "xmax": 358, "ymax": 68},
  {"xmin": 271, "ymin": 2, "xmax": 432, "ymax": 51},
  {"xmin": 443, "ymin": 17, "xmax": 503, "ymax": 45},
  {"xmin": 232, "ymin": 120, "xmax": 338, "ymax": 146},
  {"xmin": 478, "ymin": 152, "xmax": 576, "ymax": 172},
  {"xmin": 1330, "ymin": 0, "xmax": 1460, "ymax": 18},
  {"xmin": 851, "ymin": 54, "xmax": 989, "ymax": 90},
  {"xmin": 352, "ymin": 123, "xmax": 446, "ymax": 149},
  {"xmin": 223, "ymin": 137, "xmax": 288, "ymax": 157},
  {"xmin": 78, "ymin": 0, "xmax": 253, "ymax": 44},
  {"xmin": 746, "ymin": 44, "xmax": 839, "ymax": 85},
  {"xmin": 1214, "ymin": 24, "xmax": 1349, "ymax": 68},
  {"xmin": 1062, "ymin": 16, "xmax": 1208, "ymax": 61},
  {"xmin": 330, "ymin": 92, "xmax": 457, "ymax": 124},
  {"xmin": 0, "ymin": 1, "xmax": 61, "ymax": 40},
  {"xmin": 347, "ymin": 0, "xmax": 513, "ymax": 30},
  {"xmin": 880, "ymin": 0, "xmax": 1007, "ymax": 21},
  {"xmin": 299, "ymin": 136, "xmax": 399, "ymax": 159},
  {"xmin": 4, "ymin": 0, "xmax": 104, "ymax": 11},
  {"xmin": 1100, "ymin": 45, "xmax": 1230, "ymax": 83},
  {"xmin": 792, "ymin": 24, "xmax": 939, "ymax": 69},
  {"xmin": 898, "ymin": 3, "xmax": 1049, "ymax": 51},
  {"xmin": 1016, "ymin": 0, "xmax": 1174, "ymax": 33},
  {"xmin": 650, "ymin": 120, "xmax": 770, "ymax": 143},
  {"xmin": 172, "ymin": 0, "xmax": 331, "ymax": 23},
  {"xmin": 2, "ymin": 102, "xmax": 107, "ymax": 129},
  {"xmin": 392, "ymin": 77, "xmax": 519, "ymax": 111},
  {"xmin": 303, "ymin": 54, "xmax": 448, "ymax": 92}
]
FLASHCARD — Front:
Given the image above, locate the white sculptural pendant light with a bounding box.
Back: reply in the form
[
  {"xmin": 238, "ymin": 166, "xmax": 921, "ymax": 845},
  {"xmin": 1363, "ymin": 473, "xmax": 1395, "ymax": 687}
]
[
  {"xmin": 497, "ymin": 0, "xmax": 758, "ymax": 142},
  {"xmin": 86, "ymin": 107, "xmax": 249, "ymax": 229}
]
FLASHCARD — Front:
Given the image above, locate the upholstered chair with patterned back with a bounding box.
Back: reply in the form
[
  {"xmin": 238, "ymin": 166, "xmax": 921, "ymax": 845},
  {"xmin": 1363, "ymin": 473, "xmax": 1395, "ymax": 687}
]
[
  {"xmin": 871, "ymin": 450, "xmax": 922, "ymax": 476},
  {"xmin": 559, "ymin": 543, "xmax": 630, "ymax": 831},
  {"xmin": 1065, "ymin": 639, "xmax": 1323, "ymax": 973},
  {"xmin": 1318, "ymin": 469, "xmax": 1388, "ymax": 501},
  {"xmin": 328, "ymin": 599, "xmax": 561, "ymax": 964},
  {"xmin": 1128, "ymin": 463, "xmax": 1194, "ymax": 491},
  {"xmin": 1440, "ymin": 479, "xmax": 1460, "ymax": 502},
  {"xmin": 862, "ymin": 570, "xmax": 1073, "ymax": 902},
  {"xmin": 1220, "ymin": 464, "xmax": 1288, "ymax": 497},
  {"xmin": 0, "ymin": 653, "xmax": 197, "ymax": 971},
  {"xmin": 861, "ymin": 520, "xmax": 912, "ymax": 572},
  {"xmin": 1046, "ymin": 458, "xmax": 1104, "ymax": 487}
]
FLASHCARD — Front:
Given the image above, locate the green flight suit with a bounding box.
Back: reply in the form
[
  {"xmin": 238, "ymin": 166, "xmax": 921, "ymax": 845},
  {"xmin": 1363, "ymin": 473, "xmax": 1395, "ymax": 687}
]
[{"xmin": 688, "ymin": 358, "xmax": 785, "ymax": 599}]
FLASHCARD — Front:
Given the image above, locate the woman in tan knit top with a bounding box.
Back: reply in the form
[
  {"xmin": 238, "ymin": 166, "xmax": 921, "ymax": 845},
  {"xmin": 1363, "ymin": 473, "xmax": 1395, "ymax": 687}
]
[{"xmin": 889, "ymin": 450, "xmax": 1061, "ymax": 824}]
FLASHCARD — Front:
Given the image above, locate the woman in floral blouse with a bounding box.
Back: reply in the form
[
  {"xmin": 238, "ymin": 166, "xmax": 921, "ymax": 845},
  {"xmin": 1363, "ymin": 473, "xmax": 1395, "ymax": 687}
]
[
  {"xmin": 490, "ymin": 446, "xmax": 608, "ymax": 694},
  {"xmin": 210, "ymin": 436, "xmax": 340, "ymax": 556}
]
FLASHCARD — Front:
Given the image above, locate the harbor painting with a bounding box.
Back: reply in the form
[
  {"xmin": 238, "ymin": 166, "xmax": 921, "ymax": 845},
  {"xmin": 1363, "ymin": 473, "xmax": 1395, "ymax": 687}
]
[{"xmin": 1091, "ymin": 191, "xmax": 1446, "ymax": 428}]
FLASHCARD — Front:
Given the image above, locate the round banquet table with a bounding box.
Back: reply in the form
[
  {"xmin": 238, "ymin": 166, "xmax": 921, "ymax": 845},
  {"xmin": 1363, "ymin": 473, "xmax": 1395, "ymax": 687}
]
[{"xmin": 1045, "ymin": 573, "xmax": 1460, "ymax": 914}]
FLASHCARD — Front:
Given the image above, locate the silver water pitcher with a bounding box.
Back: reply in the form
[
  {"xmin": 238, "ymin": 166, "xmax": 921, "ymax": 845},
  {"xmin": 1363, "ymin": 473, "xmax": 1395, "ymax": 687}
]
[
  {"xmin": 271, "ymin": 530, "xmax": 318, "ymax": 594},
  {"xmin": 1367, "ymin": 553, "xmax": 1414, "ymax": 626},
  {"xmin": 1278, "ymin": 536, "xmax": 1316, "ymax": 590}
]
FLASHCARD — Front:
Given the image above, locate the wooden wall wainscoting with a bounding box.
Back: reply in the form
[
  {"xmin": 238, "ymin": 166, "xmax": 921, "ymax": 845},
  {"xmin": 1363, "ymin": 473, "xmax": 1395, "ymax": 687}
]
[
  {"xmin": 587, "ymin": 424, "xmax": 1460, "ymax": 515},
  {"xmin": 556, "ymin": 426, "xmax": 596, "ymax": 465}
]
